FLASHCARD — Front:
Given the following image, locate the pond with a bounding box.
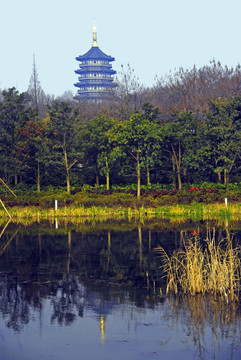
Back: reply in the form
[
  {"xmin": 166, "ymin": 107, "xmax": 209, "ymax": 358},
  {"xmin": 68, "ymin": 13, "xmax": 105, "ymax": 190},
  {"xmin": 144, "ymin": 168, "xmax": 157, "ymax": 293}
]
[{"xmin": 0, "ymin": 218, "xmax": 241, "ymax": 360}]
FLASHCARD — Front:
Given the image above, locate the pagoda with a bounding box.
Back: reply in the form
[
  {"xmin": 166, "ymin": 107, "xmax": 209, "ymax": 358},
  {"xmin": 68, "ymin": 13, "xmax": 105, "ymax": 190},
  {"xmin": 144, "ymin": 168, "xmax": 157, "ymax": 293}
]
[{"xmin": 74, "ymin": 26, "xmax": 116, "ymax": 101}]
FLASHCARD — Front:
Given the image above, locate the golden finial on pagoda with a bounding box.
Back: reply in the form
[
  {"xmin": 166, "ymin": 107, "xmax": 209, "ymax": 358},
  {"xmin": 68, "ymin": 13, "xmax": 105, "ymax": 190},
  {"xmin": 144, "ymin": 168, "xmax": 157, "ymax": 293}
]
[{"xmin": 92, "ymin": 23, "xmax": 98, "ymax": 47}]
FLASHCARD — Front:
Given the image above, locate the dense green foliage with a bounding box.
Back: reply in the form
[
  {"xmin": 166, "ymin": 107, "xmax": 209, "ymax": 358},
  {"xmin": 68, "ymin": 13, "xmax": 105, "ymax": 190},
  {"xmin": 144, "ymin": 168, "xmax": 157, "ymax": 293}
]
[{"xmin": 1, "ymin": 87, "xmax": 241, "ymax": 195}]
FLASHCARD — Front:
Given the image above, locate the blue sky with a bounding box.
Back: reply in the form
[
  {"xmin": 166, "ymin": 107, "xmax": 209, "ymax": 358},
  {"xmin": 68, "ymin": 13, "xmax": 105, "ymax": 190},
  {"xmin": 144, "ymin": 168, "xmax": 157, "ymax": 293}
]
[{"xmin": 0, "ymin": 0, "xmax": 240, "ymax": 96}]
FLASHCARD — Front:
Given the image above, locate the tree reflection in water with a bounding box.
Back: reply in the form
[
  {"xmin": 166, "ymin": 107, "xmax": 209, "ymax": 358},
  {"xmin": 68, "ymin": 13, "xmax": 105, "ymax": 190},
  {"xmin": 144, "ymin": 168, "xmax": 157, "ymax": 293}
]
[
  {"xmin": 50, "ymin": 275, "xmax": 85, "ymax": 326},
  {"xmin": 0, "ymin": 220, "xmax": 241, "ymax": 359}
]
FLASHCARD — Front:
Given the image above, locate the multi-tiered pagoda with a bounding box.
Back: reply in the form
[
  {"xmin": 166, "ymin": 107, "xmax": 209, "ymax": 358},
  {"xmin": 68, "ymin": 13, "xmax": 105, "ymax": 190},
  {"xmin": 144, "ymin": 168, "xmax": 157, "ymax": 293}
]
[{"xmin": 74, "ymin": 26, "xmax": 116, "ymax": 101}]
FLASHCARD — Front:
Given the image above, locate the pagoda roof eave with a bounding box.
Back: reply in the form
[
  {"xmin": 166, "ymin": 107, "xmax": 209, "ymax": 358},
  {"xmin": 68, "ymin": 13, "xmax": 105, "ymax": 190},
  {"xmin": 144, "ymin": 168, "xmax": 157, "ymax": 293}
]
[
  {"xmin": 74, "ymin": 82, "xmax": 116, "ymax": 88},
  {"xmin": 75, "ymin": 69, "xmax": 116, "ymax": 75},
  {"xmin": 76, "ymin": 46, "xmax": 115, "ymax": 62}
]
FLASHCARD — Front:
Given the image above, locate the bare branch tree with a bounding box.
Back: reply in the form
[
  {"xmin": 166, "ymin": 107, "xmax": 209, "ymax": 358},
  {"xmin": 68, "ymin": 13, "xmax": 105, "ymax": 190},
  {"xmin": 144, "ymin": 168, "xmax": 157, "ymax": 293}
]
[
  {"xmin": 114, "ymin": 63, "xmax": 147, "ymax": 119},
  {"xmin": 152, "ymin": 60, "xmax": 241, "ymax": 113}
]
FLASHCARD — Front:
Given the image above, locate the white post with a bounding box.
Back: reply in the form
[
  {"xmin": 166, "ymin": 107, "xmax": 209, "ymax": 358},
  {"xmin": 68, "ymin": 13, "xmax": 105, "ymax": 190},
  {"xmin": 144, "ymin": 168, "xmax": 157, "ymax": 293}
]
[
  {"xmin": 225, "ymin": 198, "xmax": 228, "ymax": 207},
  {"xmin": 55, "ymin": 200, "xmax": 58, "ymax": 211}
]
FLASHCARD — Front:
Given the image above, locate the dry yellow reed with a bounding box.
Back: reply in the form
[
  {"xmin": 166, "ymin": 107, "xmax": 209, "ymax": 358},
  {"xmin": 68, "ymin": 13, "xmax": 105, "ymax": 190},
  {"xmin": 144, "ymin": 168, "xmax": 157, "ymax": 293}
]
[{"xmin": 157, "ymin": 236, "xmax": 241, "ymax": 301}]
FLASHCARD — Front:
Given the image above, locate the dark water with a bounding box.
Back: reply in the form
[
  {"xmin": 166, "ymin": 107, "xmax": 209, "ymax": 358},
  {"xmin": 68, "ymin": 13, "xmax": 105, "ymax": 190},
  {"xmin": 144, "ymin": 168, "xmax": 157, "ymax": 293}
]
[{"xmin": 0, "ymin": 219, "xmax": 241, "ymax": 360}]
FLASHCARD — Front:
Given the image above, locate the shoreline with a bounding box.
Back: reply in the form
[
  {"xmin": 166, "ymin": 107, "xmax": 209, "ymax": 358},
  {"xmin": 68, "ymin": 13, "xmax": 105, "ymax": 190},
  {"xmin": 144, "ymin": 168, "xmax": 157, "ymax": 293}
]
[{"xmin": 1, "ymin": 202, "xmax": 240, "ymax": 223}]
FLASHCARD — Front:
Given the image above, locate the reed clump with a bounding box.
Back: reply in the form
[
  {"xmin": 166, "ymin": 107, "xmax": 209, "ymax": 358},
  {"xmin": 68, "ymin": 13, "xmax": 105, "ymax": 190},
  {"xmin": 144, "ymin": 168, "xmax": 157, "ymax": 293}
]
[{"xmin": 157, "ymin": 237, "xmax": 241, "ymax": 301}]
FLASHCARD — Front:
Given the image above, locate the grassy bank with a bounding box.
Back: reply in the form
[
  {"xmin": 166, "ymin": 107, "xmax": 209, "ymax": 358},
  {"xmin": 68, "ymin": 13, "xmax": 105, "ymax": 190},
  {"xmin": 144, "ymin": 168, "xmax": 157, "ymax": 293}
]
[
  {"xmin": 1, "ymin": 203, "xmax": 241, "ymax": 223},
  {"xmin": 1, "ymin": 186, "xmax": 241, "ymax": 222}
]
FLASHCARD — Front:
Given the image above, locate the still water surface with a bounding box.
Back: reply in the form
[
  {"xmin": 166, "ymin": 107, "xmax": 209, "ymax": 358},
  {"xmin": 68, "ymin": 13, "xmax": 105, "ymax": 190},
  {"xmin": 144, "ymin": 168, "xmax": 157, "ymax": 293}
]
[{"xmin": 0, "ymin": 219, "xmax": 241, "ymax": 359}]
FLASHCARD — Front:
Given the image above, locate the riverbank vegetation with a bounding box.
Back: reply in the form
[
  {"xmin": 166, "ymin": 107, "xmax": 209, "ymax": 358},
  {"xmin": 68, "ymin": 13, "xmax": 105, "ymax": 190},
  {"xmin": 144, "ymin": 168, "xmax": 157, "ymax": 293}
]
[
  {"xmin": 1, "ymin": 182, "xmax": 240, "ymax": 205},
  {"xmin": 1, "ymin": 61, "xmax": 241, "ymax": 198},
  {"xmin": 1, "ymin": 183, "xmax": 241, "ymax": 221}
]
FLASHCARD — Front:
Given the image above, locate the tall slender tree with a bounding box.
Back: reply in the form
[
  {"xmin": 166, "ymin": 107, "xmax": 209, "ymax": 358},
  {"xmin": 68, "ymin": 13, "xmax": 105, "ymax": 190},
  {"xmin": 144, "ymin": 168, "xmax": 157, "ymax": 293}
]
[
  {"xmin": 48, "ymin": 101, "xmax": 80, "ymax": 193},
  {"xmin": 27, "ymin": 55, "xmax": 47, "ymax": 117}
]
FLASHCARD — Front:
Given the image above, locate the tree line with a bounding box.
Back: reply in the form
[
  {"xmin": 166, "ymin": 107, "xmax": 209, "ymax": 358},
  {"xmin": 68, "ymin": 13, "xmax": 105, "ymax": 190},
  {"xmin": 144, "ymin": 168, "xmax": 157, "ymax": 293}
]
[{"xmin": 1, "ymin": 60, "xmax": 241, "ymax": 195}]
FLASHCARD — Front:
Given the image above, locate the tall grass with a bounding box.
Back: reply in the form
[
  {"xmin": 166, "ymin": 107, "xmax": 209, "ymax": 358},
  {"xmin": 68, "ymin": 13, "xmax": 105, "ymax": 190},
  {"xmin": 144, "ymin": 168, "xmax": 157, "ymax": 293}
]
[
  {"xmin": 157, "ymin": 235, "xmax": 241, "ymax": 301},
  {"xmin": 2, "ymin": 203, "xmax": 241, "ymax": 223}
]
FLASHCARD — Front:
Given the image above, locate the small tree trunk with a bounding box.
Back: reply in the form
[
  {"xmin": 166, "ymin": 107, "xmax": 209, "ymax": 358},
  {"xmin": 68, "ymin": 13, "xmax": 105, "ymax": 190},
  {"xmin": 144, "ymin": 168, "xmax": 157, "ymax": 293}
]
[
  {"xmin": 66, "ymin": 172, "xmax": 70, "ymax": 194},
  {"xmin": 147, "ymin": 163, "xmax": 150, "ymax": 186},
  {"xmin": 224, "ymin": 169, "xmax": 227, "ymax": 186},
  {"xmin": 106, "ymin": 157, "xmax": 110, "ymax": 190},
  {"xmin": 106, "ymin": 173, "xmax": 110, "ymax": 190},
  {"xmin": 14, "ymin": 175, "xmax": 18, "ymax": 186},
  {"xmin": 217, "ymin": 171, "xmax": 221, "ymax": 182},
  {"xmin": 96, "ymin": 174, "xmax": 99, "ymax": 187},
  {"xmin": 178, "ymin": 141, "xmax": 182, "ymax": 190},
  {"xmin": 37, "ymin": 161, "xmax": 40, "ymax": 193},
  {"xmin": 215, "ymin": 158, "xmax": 222, "ymax": 183},
  {"xmin": 96, "ymin": 163, "xmax": 100, "ymax": 186},
  {"xmin": 177, "ymin": 169, "xmax": 182, "ymax": 190},
  {"xmin": 64, "ymin": 149, "xmax": 70, "ymax": 194},
  {"xmin": 137, "ymin": 150, "xmax": 141, "ymax": 199},
  {"xmin": 171, "ymin": 142, "xmax": 182, "ymax": 190},
  {"xmin": 226, "ymin": 171, "xmax": 230, "ymax": 192},
  {"xmin": 172, "ymin": 156, "xmax": 176, "ymax": 190}
]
